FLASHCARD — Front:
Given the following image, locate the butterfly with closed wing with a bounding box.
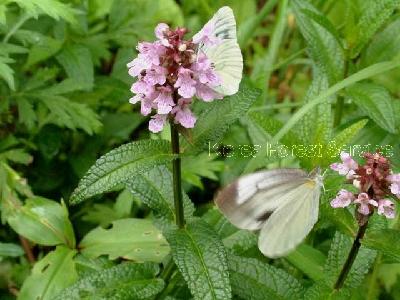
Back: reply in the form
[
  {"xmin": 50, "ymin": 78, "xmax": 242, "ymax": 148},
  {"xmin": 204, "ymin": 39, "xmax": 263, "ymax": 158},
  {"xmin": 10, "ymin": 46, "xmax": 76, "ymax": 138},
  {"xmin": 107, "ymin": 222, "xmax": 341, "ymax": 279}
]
[{"xmin": 215, "ymin": 168, "xmax": 324, "ymax": 258}]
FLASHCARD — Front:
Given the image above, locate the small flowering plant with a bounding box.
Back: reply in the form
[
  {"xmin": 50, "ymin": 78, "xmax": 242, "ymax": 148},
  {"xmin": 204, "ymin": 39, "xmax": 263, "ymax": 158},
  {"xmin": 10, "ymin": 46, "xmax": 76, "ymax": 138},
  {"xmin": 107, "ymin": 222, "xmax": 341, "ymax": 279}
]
[
  {"xmin": 330, "ymin": 151, "xmax": 398, "ymax": 223},
  {"xmin": 126, "ymin": 9, "xmax": 241, "ymax": 133}
]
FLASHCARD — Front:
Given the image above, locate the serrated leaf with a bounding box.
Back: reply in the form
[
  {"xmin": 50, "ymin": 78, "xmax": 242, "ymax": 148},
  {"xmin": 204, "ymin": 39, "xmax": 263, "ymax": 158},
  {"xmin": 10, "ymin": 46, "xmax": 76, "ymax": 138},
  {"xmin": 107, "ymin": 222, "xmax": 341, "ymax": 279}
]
[
  {"xmin": 6, "ymin": 197, "xmax": 75, "ymax": 248},
  {"xmin": 304, "ymin": 282, "xmax": 351, "ymax": 300},
  {"xmin": 16, "ymin": 98, "xmax": 36, "ymax": 129},
  {"xmin": 292, "ymin": 0, "xmax": 344, "ymax": 84},
  {"xmin": 325, "ymin": 119, "xmax": 368, "ymax": 166},
  {"xmin": 364, "ymin": 17, "xmax": 400, "ymax": 65},
  {"xmin": 324, "ymin": 231, "xmax": 377, "ymax": 288},
  {"xmin": 362, "ymin": 229, "xmax": 400, "ymax": 262},
  {"xmin": 286, "ymin": 244, "xmax": 326, "ymax": 282},
  {"xmin": 11, "ymin": 0, "xmax": 77, "ymax": 23},
  {"xmin": 166, "ymin": 219, "xmax": 231, "ymax": 300},
  {"xmin": 56, "ymin": 45, "xmax": 94, "ymax": 90},
  {"xmin": 25, "ymin": 35, "xmax": 63, "ymax": 68},
  {"xmin": 18, "ymin": 246, "xmax": 78, "ymax": 300},
  {"xmin": 126, "ymin": 165, "xmax": 194, "ymax": 224},
  {"xmin": 38, "ymin": 95, "xmax": 102, "ymax": 134},
  {"xmin": 0, "ymin": 242, "xmax": 24, "ymax": 257},
  {"xmin": 0, "ymin": 55, "xmax": 15, "ymax": 90},
  {"xmin": 0, "ymin": 148, "xmax": 32, "ymax": 165},
  {"xmin": 181, "ymin": 153, "xmax": 224, "ymax": 189},
  {"xmin": 348, "ymin": 0, "xmax": 400, "ymax": 58},
  {"xmin": 347, "ymin": 83, "xmax": 396, "ymax": 133},
  {"xmin": 184, "ymin": 82, "xmax": 260, "ymax": 152},
  {"xmin": 70, "ymin": 140, "xmax": 173, "ymax": 204},
  {"xmin": 53, "ymin": 262, "xmax": 164, "ymax": 300},
  {"xmin": 79, "ymin": 218, "xmax": 170, "ymax": 263},
  {"xmin": 228, "ymin": 254, "xmax": 305, "ymax": 300}
]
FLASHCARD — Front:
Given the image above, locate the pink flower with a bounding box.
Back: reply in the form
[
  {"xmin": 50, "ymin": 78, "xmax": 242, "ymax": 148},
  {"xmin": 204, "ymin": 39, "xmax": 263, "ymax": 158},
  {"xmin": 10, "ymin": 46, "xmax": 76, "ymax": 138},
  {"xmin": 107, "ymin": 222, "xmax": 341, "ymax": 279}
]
[
  {"xmin": 154, "ymin": 86, "xmax": 175, "ymax": 114},
  {"xmin": 195, "ymin": 83, "xmax": 223, "ymax": 102},
  {"xmin": 330, "ymin": 152, "xmax": 358, "ymax": 179},
  {"xmin": 175, "ymin": 68, "xmax": 196, "ymax": 98},
  {"xmin": 127, "ymin": 57, "xmax": 150, "ymax": 77},
  {"xmin": 331, "ymin": 189, "xmax": 355, "ymax": 208},
  {"xmin": 354, "ymin": 193, "xmax": 378, "ymax": 215},
  {"xmin": 144, "ymin": 65, "xmax": 167, "ymax": 86},
  {"xmin": 172, "ymin": 98, "xmax": 196, "ymax": 128},
  {"xmin": 131, "ymin": 79, "xmax": 154, "ymax": 97},
  {"xmin": 192, "ymin": 20, "xmax": 221, "ymax": 46},
  {"xmin": 387, "ymin": 174, "xmax": 400, "ymax": 198},
  {"xmin": 377, "ymin": 199, "xmax": 396, "ymax": 219},
  {"xmin": 149, "ymin": 114, "xmax": 167, "ymax": 133},
  {"xmin": 137, "ymin": 42, "xmax": 166, "ymax": 66},
  {"xmin": 192, "ymin": 53, "xmax": 221, "ymax": 86}
]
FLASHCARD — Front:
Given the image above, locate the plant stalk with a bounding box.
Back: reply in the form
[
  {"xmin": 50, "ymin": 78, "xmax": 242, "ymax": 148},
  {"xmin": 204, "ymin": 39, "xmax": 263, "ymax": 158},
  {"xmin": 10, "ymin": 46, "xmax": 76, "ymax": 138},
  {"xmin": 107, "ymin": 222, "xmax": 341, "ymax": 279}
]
[
  {"xmin": 334, "ymin": 220, "xmax": 369, "ymax": 289},
  {"xmin": 19, "ymin": 235, "xmax": 35, "ymax": 264},
  {"xmin": 170, "ymin": 121, "xmax": 185, "ymax": 228}
]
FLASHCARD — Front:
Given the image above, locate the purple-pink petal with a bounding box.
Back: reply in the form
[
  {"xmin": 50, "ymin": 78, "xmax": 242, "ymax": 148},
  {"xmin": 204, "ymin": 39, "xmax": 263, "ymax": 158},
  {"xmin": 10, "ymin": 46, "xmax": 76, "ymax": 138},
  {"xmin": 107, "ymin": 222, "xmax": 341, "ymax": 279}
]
[
  {"xmin": 149, "ymin": 114, "xmax": 167, "ymax": 133},
  {"xmin": 377, "ymin": 199, "xmax": 396, "ymax": 219}
]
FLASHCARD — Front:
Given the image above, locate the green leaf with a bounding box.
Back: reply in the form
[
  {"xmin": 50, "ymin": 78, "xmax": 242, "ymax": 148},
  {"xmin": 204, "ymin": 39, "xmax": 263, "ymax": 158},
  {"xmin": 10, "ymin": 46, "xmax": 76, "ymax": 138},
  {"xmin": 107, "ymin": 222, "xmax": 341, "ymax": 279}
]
[
  {"xmin": 56, "ymin": 45, "xmax": 94, "ymax": 90},
  {"xmin": 166, "ymin": 219, "xmax": 231, "ymax": 300},
  {"xmin": 10, "ymin": 0, "xmax": 77, "ymax": 23},
  {"xmin": 364, "ymin": 17, "xmax": 400, "ymax": 65},
  {"xmin": 70, "ymin": 140, "xmax": 174, "ymax": 205},
  {"xmin": 304, "ymin": 282, "xmax": 350, "ymax": 300},
  {"xmin": 53, "ymin": 262, "xmax": 164, "ymax": 300},
  {"xmin": 292, "ymin": 0, "xmax": 344, "ymax": 84},
  {"xmin": 79, "ymin": 218, "xmax": 170, "ymax": 263},
  {"xmin": 25, "ymin": 35, "xmax": 62, "ymax": 68},
  {"xmin": 1, "ymin": 148, "xmax": 33, "ymax": 165},
  {"xmin": 324, "ymin": 232, "xmax": 377, "ymax": 288},
  {"xmin": 228, "ymin": 254, "xmax": 305, "ymax": 300},
  {"xmin": 348, "ymin": 0, "xmax": 400, "ymax": 58},
  {"xmin": 362, "ymin": 229, "xmax": 400, "ymax": 262},
  {"xmin": 0, "ymin": 242, "xmax": 24, "ymax": 257},
  {"xmin": 286, "ymin": 244, "xmax": 326, "ymax": 282},
  {"xmin": 181, "ymin": 153, "xmax": 224, "ymax": 189},
  {"xmin": 346, "ymin": 83, "xmax": 396, "ymax": 133},
  {"xmin": 0, "ymin": 55, "xmax": 15, "ymax": 90},
  {"xmin": 185, "ymin": 82, "xmax": 260, "ymax": 152},
  {"xmin": 16, "ymin": 98, "xmax": 36, "ymax": 129},
  {"xmin": 271, "ymin": 60, "xmax": 400, "ymax": 144},
  {"xmin": 18, "ymin": 246, "xmax": 78, "ymax": 300},
  {"xmin": 126, "ymin": 165, "xmax": 194, "ymax": 224},
  {"xmin": 39, "ymin": 95, "xmax": 102, "ymax": 134},
  {"xmin": 6, "ymin": 197, "xmax": 75, "ymax": 248}
]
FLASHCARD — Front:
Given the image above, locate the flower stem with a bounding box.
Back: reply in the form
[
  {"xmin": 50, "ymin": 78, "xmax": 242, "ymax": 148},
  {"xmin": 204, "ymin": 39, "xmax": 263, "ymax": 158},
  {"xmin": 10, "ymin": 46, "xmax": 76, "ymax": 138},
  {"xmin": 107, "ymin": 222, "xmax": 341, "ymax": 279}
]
[
  {"xmin": 170, "ymin": 121, "xmax": 185, "ymax": 228},
  {"xmin": 334, "ymin": 220, "xmax": 369, "ymax": 289}
]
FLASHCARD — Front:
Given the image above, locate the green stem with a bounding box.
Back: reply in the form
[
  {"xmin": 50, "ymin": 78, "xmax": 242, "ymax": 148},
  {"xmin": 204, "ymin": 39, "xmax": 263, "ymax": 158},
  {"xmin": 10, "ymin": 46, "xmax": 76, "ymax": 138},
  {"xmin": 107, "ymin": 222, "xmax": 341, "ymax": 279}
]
[
  {"xmin": 170, "ymin": 121, "xmax": 185, "ymax": 228},
  {"xmin": 334, "ymin": 220, "xmax": 369, "ymax": 290}
]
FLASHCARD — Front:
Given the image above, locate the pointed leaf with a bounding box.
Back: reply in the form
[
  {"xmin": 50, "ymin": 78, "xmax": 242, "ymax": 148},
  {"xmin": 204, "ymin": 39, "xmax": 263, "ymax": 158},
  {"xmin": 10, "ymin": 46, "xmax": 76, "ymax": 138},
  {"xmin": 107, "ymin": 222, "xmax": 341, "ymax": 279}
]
[
  {"xmin": 18, "ymin": 246, "xmax": 78, "ymax": 300},
  {"xmin": 166, "ymin": 219, "xmax": 231, "ymax": 300},
  {"xmin": 70, "ymin": 140, "xmax": 173, "ymax": 205},
  {"xmin": 54, "ymin": 262, "xmax": 164, "ymax": 300},
  {"xmin": 362, "ymin": 229, "xmax": 400, "ymax": 262}
]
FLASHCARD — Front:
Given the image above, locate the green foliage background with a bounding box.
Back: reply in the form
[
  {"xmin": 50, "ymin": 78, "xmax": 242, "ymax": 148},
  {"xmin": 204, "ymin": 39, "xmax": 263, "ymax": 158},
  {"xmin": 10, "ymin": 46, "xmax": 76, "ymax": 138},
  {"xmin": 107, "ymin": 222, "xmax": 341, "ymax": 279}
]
[{"xmin": 1, "ymin": 0, "xmax": 400, "ymax": 299}]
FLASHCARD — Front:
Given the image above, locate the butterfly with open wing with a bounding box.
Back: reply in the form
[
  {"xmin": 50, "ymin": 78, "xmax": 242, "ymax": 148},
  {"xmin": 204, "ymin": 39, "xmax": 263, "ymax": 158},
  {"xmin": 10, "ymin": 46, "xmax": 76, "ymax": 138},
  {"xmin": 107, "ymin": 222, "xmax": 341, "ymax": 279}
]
[{"xmin": 215, "ymin": 168, "xmax": 324, "ymax": 258}]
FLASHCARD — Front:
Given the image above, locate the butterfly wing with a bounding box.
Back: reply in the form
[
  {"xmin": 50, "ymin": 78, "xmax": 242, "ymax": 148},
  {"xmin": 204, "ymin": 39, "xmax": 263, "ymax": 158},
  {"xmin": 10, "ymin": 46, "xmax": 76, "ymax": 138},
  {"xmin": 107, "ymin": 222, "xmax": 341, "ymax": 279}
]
[
  {"xmin": 258, "ymin": 178, "xmax": 321, "ymax": 258},
  {"xmin": 199, "ymin": 6, "xmax": 243, "ymax": 95},
  {"xmin": 215, "ymin": 169, "xmax": 308, "ymax": 231}
]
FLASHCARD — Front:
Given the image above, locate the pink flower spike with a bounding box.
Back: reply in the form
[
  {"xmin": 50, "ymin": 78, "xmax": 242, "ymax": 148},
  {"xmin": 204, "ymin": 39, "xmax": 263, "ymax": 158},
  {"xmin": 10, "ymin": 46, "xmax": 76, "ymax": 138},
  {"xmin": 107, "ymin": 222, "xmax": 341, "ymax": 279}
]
[
  {"xmin": 354, "ymin": 193, "xmax": 378, "ymax": 215},
  {"xmin": 330, "ymin": 189, "xmax": 355, "ymax": 208},
  {"xmin": 377, "ymin": 199, "xmax": 396, "ymax": 219},
  {"xmin": 149, "ymin": 114, "xmax": 167, "ymax": 133},
  {"xmin": 192, "ymin": 20, "xmax": 221, "ymax": 46},
  {"xmin": 175, "ymin": 68, "xmax": 196, "ymax": 98}
]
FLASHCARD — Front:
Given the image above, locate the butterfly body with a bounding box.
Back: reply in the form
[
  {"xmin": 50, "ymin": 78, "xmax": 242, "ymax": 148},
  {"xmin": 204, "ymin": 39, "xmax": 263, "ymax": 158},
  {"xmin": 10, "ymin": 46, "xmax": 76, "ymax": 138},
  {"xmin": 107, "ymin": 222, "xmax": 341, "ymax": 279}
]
[{"xmin": 215, "ymin": 168, "xmax": 323, "ymax": 258}]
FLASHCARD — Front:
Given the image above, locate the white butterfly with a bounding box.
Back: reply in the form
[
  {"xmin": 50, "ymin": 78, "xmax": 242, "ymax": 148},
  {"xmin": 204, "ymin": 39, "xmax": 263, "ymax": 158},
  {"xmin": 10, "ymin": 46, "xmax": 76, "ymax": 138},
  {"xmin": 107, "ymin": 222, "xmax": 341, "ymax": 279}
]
[
  {"xmin": 215, "ymin": 168, "xmax": 324, "ymax": 258},
  {"xmin": 194, "ymin": 6, "xmax": 243, "ymax": 96}
]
